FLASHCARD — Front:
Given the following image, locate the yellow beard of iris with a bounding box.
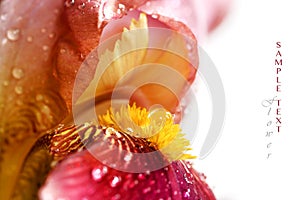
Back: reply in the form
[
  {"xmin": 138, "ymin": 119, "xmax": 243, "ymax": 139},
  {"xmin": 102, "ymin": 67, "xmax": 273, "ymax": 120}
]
[{"xmin": 99, "ymin": 103, "xmax": 196, "ymax": 161}]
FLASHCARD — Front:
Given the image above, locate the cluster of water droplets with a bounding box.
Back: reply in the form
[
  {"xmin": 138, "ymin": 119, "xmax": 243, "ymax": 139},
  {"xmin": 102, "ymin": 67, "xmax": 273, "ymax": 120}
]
[{"xmin": 91, "ymin": 165, "xmax": 108, "ymax": 182}]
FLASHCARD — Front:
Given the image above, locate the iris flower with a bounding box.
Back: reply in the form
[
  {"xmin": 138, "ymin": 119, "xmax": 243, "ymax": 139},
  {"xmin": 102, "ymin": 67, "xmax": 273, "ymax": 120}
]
[{"xmin": 0, "ymin": 0, "xmax": 230, "ymax": 199}]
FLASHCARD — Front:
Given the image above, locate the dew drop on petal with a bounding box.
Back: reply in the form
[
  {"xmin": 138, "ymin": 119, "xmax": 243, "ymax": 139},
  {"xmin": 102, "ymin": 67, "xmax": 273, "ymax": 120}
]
[
  {"xmin": 91, "ymin": 166, "xmax": 108, "ymax": 182},
  {"xmin": 6, "ymin": 28, "xmax": 21, "ymax": 41},
  {"xmin": 78, "ymin": 2, "xmax": 86, "ymax": 10},
  {"xmin": 126, "ymin": 127, "xmax": 133, "ymax": 133},
  {"xmin": 3, "ymin": 80, "xmax": 9, "ymax": 86},
  {"xmin": 151, "ymin": 14, "xmax": 159, "ymax": 19},
  {"xmin": 36, "ymin": 94, "xmax": 44, "ymax": 101},
  {"xmin": 12, "ymin": 68, "xmax": 24, "ymax": 79},
  {"xmin": 65, "ymin": 0, "xmax": 75, "ymax": 8},
  {"xmin": 124, "ymin": 153, "xmax": 132, "ymax": 162},
  {"xmin": 0, "ymin": 14, "xmax": 7, "ymax": 21},
  {"xmin": 27, "ymin": 36, "xmax": 33, "ymax": 42},
  {"xmin": 42, "ymin": 45, "xmax": 49, "ymax": 51},
  {"xmin": 60, "ymin": 48, "xmax": 66, "ymax": 54},
  {"xmin": 149, "ymin": 180, "xmax": 155, "ymax": 185},
  {"xmin": 138, "ymin": 173, "xmax": 146, "ymax": 180},
  {"xmin": 129, "ymin": 181, "xmax": 136, "ymax": 189},
  {"xmin": 48, "ymin": 33, "xmax": 55, "ymax": 39},
  {"xmin": 110, "ymin": 176, "xmax": 121, "ymax": 187},
  {"xmin": 41, "ymin": 28, "xmax": 47, "ymax": 33},
  {"xmin": 143, "ymin": 187, "xmax": 151, "ymax": 194},
  {"xmin": 102, "ymin": 4, "xmax": 115, "ymax": 20},
  {"xmin": 1, "ymin": 38, "xmax": 8, "ymax": 45},
  {"xmin": 14, "ymin": 86, "xmax": 23, "ymax": 95},
  {"xmin": 183, "ymin": 189, "xmax": 191, "ymax": 198},
  {"xmin": 111, "ymin": 194, "xmax": 121, "ymax": 200}
]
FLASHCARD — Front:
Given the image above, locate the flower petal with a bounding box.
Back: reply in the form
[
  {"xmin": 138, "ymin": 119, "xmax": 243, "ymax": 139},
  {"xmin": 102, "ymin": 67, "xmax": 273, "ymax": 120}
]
[{"xmin": 40, "ymin": 139, "xmax": 215, "ymax": 200}]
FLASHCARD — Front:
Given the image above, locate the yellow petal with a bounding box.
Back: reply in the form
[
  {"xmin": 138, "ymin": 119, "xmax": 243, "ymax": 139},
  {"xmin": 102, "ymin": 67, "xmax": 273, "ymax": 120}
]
[{"xmin": 76, "ymin": 13, "xmax": 148, "ymax": 104}]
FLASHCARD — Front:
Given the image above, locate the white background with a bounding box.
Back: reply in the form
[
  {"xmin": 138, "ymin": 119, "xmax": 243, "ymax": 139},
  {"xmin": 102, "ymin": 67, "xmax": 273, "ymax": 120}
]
[{"xmin": 192, "ymin": 0, "xmax": 300, "ymax": 199}]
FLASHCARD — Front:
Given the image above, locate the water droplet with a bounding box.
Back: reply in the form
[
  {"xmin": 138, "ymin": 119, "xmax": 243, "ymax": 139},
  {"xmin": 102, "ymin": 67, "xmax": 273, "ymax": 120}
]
[
  {"xmin": 14, "ymin": 86, "xmax": 23, "ymax": 95},
  {"xmin": 110, "ymin": 176, "xmax": 121, "ymax": 187},
  {"xmin": 173, "ymin": 191, "xmax": 178, "ymax": 195},
  {"xmin": 102, "ymin": 4, "xmax": 115, "ymax": 20},
  {"xmin": 48, "ymin": 33, "xmax": 55, "ymax": 39},
  {"xmin": 151, "ymin": 14, "xmax": 159, "ymax": 19},
  {"xmin": 60, "ymin": 48, "xmax": 66, "ymax": 54},
  {"xmin": 118, "ymin": 3, "xmax": 125, "ymax": 10},
  {"xmin": 3, "ymin": 80, "xmax": 9, "ymax": 86},
  {"xmin": 129, "ymin": 180, "xmax": 138, "ymax": 188},
  {"xmin": 124, "ymin": 153, "xmax": 132, "ymax": 162},
  {"xmin": 12, "ymin": 68, "xmax": 24, "ymax": 79},
  {"xmin": 2, "ymin": 38, "xmax": 8, "ymax": 45},
  {"xmin": 27, "ymin": 36, "xmax": 33, "ymax": 42},
  {"xmin": 92, "ymin": 166, "xmax": 108, "ymax": 182},
  {"xmin": 6, "ymin": 28, "xmax": 21, "ymax": 41},
  {"xmin": 80, "ymin": 53, "xmax": 85, "ymax": 59},
  {"xmin": 36, "ymin": 94, "xmax": 44, "ymax": 101},
  {"xmin": 116, "ymin": 3, "xmax": 126, "ymax": 15},
  {"xmin": 110, "ymin": 163, "xmax": 117, "ymax": 168},
  {"xmin": 138, "ymin": 173, "xmax": 146, "ymax": 180},
  {"xmin": 183, "ymin": 189, "xmax": 191, "ymax": 198},
  {"xmin": 78, "ymin": 2, "xmax": 86, "ymax": 10},
  {"xmin": 65, "ymin": 0, "xmax": 75, "ymax": 7},
  {"xmin": 111, "ymin": 194, "xmax": 121, "ymax": 200},
  {"xmin": 41, "ymin": 28, "xmax": 47, "ymax": 33},
  {"xmin": 149, "ymin": 180, "xmax": 155, "ymax": 185},
  {"xmin": 41, "ymin": 105, "xmax": 51, "ymax": 115},
  {"xmin": 143, "ymin": 187, "xmax": 151, "ymax": 194},
  {"xmin": 54, "ymin": 9, "xmax": 59, "ymax": 14},
  {"xmin": 0, "ymin": 14, "xmax": 7, "ymax": 21},
  {"xmin": 186, "ymin": 43, "xmax": 193, "ymax": 51},
  {"xmin": 89, "ymin": 4, "xmax": 95, "ymax": 10},
  {"xmin": 126, "ymin": 127, "xmax": 133, "ymax": 133},
  {"xmin": 42, "ymin": 45, "xmax": 49, "ymax": 51}
]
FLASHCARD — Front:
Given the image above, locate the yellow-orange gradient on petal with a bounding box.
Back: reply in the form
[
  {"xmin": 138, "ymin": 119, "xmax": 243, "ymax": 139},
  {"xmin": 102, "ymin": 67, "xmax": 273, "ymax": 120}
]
[{"xmin": 77, "ymin": 13, "xmax": 198, "ymax": 116}]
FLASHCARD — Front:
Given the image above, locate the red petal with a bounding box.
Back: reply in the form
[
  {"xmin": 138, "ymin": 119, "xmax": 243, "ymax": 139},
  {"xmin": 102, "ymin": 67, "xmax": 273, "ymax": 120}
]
[{"xmin": 40, "ymin": 142, "xmax": 215, "ymax": 200}]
